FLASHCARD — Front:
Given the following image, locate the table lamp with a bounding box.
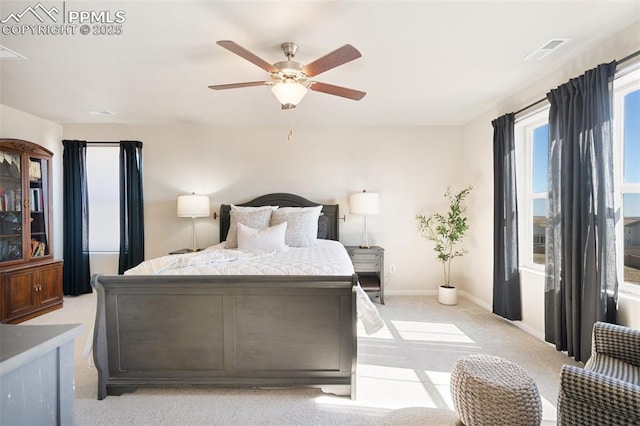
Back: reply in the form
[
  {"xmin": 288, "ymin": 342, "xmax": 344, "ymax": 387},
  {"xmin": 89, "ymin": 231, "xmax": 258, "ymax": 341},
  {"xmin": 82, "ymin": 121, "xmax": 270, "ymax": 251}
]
[
  {"xmin": 349, "ymin": 190, "xmax": 379, "ymax": 249},
  {"xmin": 177, "ymin": 193, "xmax": 210, "ymax": 251}
]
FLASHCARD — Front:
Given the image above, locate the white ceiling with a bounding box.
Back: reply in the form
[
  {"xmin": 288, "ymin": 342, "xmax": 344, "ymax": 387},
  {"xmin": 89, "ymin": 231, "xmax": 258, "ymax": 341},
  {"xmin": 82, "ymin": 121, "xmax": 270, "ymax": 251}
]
[{"xmin": 1, "ymin": 1, "xmax": 639, "ymax": 127}]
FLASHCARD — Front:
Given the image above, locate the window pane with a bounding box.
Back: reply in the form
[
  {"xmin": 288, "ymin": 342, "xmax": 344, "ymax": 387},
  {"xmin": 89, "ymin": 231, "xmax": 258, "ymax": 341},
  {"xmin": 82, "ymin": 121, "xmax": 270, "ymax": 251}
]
[
  {"xmin": 623, "ymin": 89, "xmax": 640, "ymax": 184},
  {"xmin": 624, "ymin": 193, "xmax": 640, "ymax": 283},
  {"xmin": 532, "ymin": 198, "xmax": 547, "ymax": 265},
  {"xmin": 532, "ymin": 124, "xmax": 549, "ymax": 193},
  {"xmin": 86, "ymin": 147, "xmax": 120, "ymax": 252}
]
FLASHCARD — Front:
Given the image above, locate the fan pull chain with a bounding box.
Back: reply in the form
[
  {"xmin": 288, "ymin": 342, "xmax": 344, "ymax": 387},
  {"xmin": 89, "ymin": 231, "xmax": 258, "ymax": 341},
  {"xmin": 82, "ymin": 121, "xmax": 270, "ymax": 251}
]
[{"xmin": 288, "ymin": 108, "xmax": 295, "ymax": 142}]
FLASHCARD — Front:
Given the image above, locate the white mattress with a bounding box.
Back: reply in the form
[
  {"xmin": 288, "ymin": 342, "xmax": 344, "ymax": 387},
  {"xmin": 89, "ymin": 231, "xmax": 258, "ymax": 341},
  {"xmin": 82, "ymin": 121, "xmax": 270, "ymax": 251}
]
[
  {"xmin": 125, "ymin": 240, "xmax": 384, "ymax": 334},
  {"xmin": 125, "ymin": 239, "xmax": 355, "ymax": 276}
]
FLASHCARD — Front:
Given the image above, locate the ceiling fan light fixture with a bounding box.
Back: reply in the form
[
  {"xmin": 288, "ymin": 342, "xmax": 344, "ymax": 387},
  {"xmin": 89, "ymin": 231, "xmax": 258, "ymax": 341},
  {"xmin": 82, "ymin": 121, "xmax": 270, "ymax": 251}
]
[
  {"xmin": 271, "ymin": 80, "xmax": 307, "ymax": 107},
  {"xmin": 210, "ymin": 40, "xmax": 366, "ymax": 107}
]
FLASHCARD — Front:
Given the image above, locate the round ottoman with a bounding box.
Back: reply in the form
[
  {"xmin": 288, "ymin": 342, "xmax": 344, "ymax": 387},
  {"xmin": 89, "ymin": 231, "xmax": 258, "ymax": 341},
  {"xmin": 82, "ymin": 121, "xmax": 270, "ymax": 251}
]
[{"xmin": 450, "ymin": 354, "xmax": 542, "ymax": 426}]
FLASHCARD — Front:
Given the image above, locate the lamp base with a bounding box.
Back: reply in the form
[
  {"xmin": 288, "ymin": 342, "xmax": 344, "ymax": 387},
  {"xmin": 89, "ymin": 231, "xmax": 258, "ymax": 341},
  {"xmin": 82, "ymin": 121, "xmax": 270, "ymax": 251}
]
[{"xmin": 359, "ymin": 215, "xmax": 373, "ymax": 250}]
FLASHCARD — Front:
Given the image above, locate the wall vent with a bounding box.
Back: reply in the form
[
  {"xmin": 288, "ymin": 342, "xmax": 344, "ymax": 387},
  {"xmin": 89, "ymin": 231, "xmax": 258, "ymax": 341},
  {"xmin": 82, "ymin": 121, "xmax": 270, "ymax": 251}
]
[{"xmin": 525, "ymin": 38, "xmax": 570, "ymax": 61}]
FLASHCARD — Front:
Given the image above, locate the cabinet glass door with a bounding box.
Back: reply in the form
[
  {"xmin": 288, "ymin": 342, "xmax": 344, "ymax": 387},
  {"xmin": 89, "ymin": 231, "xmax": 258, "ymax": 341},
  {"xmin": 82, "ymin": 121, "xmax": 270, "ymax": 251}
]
[
  {"xmin": 0, "ymin": 149, "xmax": 24, "ymax": 262},
  {"xmin": 28, "ymin": 156, "xmax": 49, "ymax": 258}
]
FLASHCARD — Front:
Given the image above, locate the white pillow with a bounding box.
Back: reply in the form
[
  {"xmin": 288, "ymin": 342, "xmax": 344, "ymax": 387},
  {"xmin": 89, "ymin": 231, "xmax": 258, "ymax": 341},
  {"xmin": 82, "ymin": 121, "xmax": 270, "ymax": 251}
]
[
  {"xmin": 237, "ymin": 222, "xmax": 287, "ymax": 251},
  {"xmin": 270, "ymin": 205, "xmax": 322, "ymax": 247},
  {"xmin": 225, "ymin": 209, "xmax": 274, "ymax": 248}
]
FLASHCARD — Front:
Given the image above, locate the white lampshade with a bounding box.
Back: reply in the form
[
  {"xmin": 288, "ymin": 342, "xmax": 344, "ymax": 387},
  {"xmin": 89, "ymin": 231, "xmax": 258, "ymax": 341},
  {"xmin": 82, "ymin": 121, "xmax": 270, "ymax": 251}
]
[
  {"xmin": 349, "ymin": 190, "xmax": 380, "ymax": 215},
  {"xmin": 177, "ymin": 194, "xmax": 210, "ymax": 218},
  {"xmin": 271, "ymin": 80, "xmax": 308, "ymax": 106}
]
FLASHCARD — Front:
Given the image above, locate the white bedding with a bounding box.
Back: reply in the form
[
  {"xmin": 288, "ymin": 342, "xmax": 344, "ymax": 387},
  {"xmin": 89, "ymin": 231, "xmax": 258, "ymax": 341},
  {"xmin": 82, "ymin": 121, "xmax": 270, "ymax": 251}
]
[{"xmin": 125, "ymin": 240, "xmax": 384, "ymax": 334}]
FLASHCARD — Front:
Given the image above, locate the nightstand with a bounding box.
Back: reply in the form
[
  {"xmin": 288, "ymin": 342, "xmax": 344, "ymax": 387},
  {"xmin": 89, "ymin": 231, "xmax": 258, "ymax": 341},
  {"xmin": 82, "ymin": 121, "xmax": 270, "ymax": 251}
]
[
  {"xmin": 345, "ymin": 246, "xmax": 385, "ymax": 304},
  {"xmin": 169, "ymin": 248, "xmax": 202, "ymax": 255}
]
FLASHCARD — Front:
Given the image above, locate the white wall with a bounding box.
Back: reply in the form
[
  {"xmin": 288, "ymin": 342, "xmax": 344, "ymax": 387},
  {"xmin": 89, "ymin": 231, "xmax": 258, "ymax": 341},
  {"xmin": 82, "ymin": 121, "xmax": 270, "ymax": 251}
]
[
  {"xmin": 5, "ymin": 18, "xmax": 638, "ymax": 333},
  {"xmin": 63, "ymin": 123, "xmax": 463, "ymax": 293},
  {"xmin": 461, "ymin": 20, "xmax": 640, "ymax": 333},
  {"xmin": 0, "ymin": 104, "xmax": 64, "ymax": 260}
]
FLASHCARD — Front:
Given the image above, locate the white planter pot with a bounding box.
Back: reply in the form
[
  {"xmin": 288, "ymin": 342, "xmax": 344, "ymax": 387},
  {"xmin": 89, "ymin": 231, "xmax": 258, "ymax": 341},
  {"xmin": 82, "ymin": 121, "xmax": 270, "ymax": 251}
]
[{"xmin": 438, "ymin": 286, "xmax": 457, "ymax": 305}]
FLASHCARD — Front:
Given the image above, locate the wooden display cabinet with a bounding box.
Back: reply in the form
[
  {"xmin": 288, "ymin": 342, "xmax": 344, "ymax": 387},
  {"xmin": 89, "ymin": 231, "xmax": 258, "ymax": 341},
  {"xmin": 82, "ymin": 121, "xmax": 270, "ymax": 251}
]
[{"xmin": 0, "ymin": 139, "xmax": 62, "ymax": 323}]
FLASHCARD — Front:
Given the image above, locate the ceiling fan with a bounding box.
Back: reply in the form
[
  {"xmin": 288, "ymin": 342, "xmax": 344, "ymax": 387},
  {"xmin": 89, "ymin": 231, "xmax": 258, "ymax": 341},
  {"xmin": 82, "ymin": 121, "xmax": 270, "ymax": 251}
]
[{"xmin": 208, "ymin": 40, "xmax": 366, "ymax": 109}]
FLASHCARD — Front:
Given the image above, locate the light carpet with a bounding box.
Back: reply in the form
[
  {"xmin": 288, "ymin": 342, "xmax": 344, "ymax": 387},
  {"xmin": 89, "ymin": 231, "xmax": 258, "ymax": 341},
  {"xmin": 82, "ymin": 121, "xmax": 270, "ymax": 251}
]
[{"xmin": 22, "ymin": 293, "xmax": 580, "ymax": 425}]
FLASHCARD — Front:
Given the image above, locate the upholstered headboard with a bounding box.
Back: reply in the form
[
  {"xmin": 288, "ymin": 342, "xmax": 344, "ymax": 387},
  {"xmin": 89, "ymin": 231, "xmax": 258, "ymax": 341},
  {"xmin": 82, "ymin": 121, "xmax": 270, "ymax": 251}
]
[{"xmin": 220, "ymin": 193, "xmax": 339, "ymax": 242}]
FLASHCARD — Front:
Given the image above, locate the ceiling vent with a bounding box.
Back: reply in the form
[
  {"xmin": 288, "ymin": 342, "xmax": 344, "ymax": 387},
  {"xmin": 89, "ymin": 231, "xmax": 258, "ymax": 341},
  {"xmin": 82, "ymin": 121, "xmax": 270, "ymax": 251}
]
[
  {"xmin": 86, "ymin": 110, "xmax": 115, "ymax": 116},
  {"xmin": 0, "ymin": 45, "xmax": 27, "ymax": 60},
  {"xmin": 525, "ymin": 38, "xmax": 570, "ymax": 61}
]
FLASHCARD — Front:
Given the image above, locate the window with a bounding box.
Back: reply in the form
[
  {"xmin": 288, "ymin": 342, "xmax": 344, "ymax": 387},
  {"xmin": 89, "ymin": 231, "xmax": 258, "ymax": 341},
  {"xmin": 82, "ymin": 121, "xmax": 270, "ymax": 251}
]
[
  {"xmin": 531, "ymin": 124, "xmax": 549, "ymax": 265},
  {"xmin": 86, "ymin": 147, "xmax": 119, "ymax": 252},
  {"xmin": 514, "ymin": 65, "xmax": 640, "ymax": 287},
  {"xmin": 614, "ymin": 68, "xmax": 640, "ymax": 286},
  {"xmin": 515, "ymin": 109, "xmax": 549, "ymax": 270}
]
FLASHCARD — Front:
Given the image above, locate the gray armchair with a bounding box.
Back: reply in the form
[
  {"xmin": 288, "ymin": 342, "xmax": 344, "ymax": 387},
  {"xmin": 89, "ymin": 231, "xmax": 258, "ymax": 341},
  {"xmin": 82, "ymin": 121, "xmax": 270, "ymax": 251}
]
[{"xmin": 557, "ymin": 321, "xmax": 640, "ymax": 425}]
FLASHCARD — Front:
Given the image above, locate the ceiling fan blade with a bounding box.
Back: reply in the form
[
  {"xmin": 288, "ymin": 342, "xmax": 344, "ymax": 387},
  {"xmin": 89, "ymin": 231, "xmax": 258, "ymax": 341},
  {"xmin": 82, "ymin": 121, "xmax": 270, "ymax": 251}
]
[
  {"xmin": 208, "ymin": 81, "xmax": 270, "ymax": 90},
  {"xmin": 302, "ymin": 44, "xmax": 362, "ymax": 77},
  {"xmin": 217, "ymin": 40, "xmax": 277, "ymax": 73},
  {"xmin": 309, "ymin": 82, "xmax": 366, "ymax": 101}
]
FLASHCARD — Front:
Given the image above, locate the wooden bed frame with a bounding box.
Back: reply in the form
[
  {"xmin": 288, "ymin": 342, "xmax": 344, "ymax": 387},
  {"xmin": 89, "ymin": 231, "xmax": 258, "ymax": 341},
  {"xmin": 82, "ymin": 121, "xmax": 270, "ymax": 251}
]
[{"xmin": 91, "ymin": 193, "xmax": 358, "ymax": 400}]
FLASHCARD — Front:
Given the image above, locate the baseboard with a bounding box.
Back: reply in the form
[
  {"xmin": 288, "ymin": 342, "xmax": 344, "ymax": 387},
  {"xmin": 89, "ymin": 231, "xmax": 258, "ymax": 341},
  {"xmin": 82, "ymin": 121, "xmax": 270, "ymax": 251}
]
[
  {"xmin": 385, "ymin": 289, "xmax": 490, "ymax": 302},
  {"xmin": 509, "ymin": 319, "xmax": 547, "ymax": 342},
  {"xmin": 458, "ymin": 290, "xmax": 491, "ymax": 311},
  {"xmin": 382, "ymin": 290, "xmax": 549, "ymax": 343},
  {"xmin": 385, "ymin": 289, "xmax": 438, "ymax": 296}
]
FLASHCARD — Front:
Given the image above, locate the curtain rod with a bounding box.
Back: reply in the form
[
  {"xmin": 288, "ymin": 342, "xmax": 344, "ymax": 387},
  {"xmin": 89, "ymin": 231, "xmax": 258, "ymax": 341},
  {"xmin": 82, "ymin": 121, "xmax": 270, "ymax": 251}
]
[
  {"xmin": 514, "ymin": 49, "xmax": 640, "ymax": 116},
  {"xmin": 619, "ymin": 49, "xmax": 640, "ymax": 65},
  {"xmin": 514, "ymin": 98, "xmax": 548, "ymax": 116},
  {"xmin": 63, "ymin": 140, "xmax": 120, "ymax": 145},
  {"xmin": 64, "ymin": 140, "xmax": 143, "ymax": 145},
  {"xmin": 83, "ymin": 141, "xmax": 143, "ymax": 147},
  {"xmin": 64, "ymin": 140, "xmax": 120, "ymax": 147},
  {"xmin": 86, "ymin": 141, "xmax": 120, "ymax": 147}
]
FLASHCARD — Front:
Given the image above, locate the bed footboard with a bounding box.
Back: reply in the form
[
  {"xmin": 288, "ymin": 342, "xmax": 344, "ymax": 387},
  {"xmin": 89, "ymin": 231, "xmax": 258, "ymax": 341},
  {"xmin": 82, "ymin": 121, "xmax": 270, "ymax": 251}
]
[{"xmin": 91, "ymin": 274, "xmax": 358, "ymax": 400}]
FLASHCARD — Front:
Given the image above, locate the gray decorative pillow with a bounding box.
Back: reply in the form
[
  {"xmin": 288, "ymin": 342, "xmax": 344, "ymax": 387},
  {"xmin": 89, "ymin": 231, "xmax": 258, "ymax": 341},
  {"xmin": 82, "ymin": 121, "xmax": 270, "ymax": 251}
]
[
  {"xmin": 317, "ymin": 214, "xmax": 330, "ymax": 239},
  {"xmin": 270, "ymin": 206, "xmax": 322, "ymax": 247},
  {"xmin": 225, "ymin": 209, "xmax": 274, "ymax": 248}
]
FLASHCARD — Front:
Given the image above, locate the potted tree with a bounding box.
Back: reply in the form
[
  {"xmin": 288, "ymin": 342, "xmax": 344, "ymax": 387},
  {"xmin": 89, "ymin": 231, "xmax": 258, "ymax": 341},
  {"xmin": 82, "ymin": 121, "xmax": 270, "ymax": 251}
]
[{"xmin": 416, "ymin": 185, "xmax": 472, "ymax": 305}]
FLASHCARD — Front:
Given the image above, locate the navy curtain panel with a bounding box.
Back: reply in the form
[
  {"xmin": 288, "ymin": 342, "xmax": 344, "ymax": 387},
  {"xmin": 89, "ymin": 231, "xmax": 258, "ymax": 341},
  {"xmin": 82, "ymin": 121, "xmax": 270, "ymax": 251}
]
[
  {"xmin": 544, "ymin": 62, "xmax": 618, "ymax": 363},
  {"xmin": 62, "ymin": 140, "xmax": 91, "ymax": 296},
  {"xmin": 492, "ymin": 113, "xmax": 522, "ymax": 320},
  {"xmin": 118, "ymin": 141, "xmax": 145, "ymax": 274}
]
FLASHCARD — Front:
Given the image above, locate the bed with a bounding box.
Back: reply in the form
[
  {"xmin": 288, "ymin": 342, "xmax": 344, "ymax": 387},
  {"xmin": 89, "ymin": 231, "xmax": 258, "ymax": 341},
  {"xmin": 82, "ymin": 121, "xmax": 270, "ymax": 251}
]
[{"xmin": 91, "ymin": 193, "xmax": 382, "ymax": 400}]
